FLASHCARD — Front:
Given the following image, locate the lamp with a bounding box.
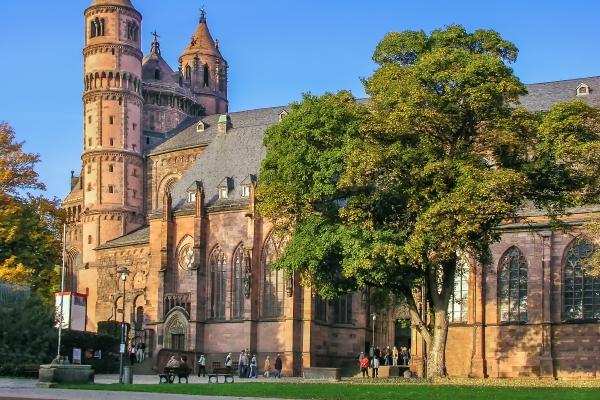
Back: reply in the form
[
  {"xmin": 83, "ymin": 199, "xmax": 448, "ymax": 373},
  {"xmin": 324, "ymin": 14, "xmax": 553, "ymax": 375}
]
[
  {"xmin": 371, "ymin": 312, "xmax": 378, "ymax": 352},
  {"xmin": 117, "ymin": 267, "xmax": 130, "ymax": 384}
]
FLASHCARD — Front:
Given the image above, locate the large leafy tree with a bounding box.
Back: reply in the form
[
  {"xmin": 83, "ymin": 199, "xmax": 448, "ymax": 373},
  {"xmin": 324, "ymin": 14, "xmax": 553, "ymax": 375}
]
[
  {"xmin": 0, "ymin": 122, "xmax": 64, "ymax": 302},
  {"xmin": 257, "ymin": 26, "xmax": 600, "ymax": 378}
]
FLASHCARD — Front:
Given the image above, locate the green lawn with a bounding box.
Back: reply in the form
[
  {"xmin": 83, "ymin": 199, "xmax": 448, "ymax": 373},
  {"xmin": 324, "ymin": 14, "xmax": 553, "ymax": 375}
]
[{"xmin": 58, "ymin": 381, "xmax": 600, "ymax": 400}]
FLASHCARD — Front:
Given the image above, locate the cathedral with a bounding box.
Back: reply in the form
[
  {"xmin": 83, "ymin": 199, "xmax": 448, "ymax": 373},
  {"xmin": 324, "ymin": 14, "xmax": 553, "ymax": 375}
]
[{"xmin": 62, "ymin": 0, "xmax": 600, "ymax": 378}]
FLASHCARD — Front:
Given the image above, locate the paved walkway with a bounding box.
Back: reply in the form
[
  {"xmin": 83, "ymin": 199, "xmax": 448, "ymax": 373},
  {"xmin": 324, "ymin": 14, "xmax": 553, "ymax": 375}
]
[{"xmin": 0, "ymin": 375, "xmax": 300, "ymax": 400}]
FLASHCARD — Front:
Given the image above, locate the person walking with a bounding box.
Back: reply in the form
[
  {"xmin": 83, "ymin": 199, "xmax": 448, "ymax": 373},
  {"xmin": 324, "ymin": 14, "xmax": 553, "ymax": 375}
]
[
  {"xmin": 371, "ymin": 355, "xmax": 379, "ymax": 378},
  {"xmin": 238, "ymin": 350, "xmax": 245, "ymax": 378},
  {"xmin": 225, "ymin": 352, "xmax": 233, "ymax": 368},
  {"xmin": 274, "ymin": 354, "xmax": 282, "ymax": 378},
  {"xmin": 249, "ymin": 354, "xmax": 258, "ymax": 378},
  {"xmin": 198, "ymin": 354, "xmax": 206, "ymax": 377},
  {"xmin": 129, "ymin": 346, "xmax": 136, "ymax": 366},
  {"xmin": 360, "ymin": 356, "xmax": 370, "ymax": 378},
  {"xmin": 245, "ymin": 349, "xmax": 251, "ymax": 378},
  {"xmin": 263, "ymin": 355, "xmax": 271, "ymax": 377},
  {"xmin": 136, "ymin": 342, "xmax": 145, "ymax": 363}
]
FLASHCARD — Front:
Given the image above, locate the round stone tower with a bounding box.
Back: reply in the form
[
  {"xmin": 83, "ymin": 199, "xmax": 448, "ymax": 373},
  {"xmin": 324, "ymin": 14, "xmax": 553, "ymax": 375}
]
[
  {"xmin": 81, "ymin": 0, "xmax": 145, "ymax": 263},
  {"xmin": 179, "ymin": 8, "xmax": 228, "ymax": 115}
]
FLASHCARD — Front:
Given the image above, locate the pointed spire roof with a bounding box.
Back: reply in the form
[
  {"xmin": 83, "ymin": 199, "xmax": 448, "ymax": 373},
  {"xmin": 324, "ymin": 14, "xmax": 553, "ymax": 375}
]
[
  {"xmin": 91, "ymin": 0, "xmax": 134, "ymax": 7},
  {"xmin": 142, "ymin": 31, "xmax": 176, "ymax": 84},
  {"xmin": 181, "ymin": 8, "xmax": 223, "ymax": 59}
]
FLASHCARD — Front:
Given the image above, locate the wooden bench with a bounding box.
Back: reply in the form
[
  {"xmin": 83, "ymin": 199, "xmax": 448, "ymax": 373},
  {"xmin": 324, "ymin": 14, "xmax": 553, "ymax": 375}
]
[
  {"xmin": 159, "ymin": 366, "xmax": 190, "ymax": 383},
  {"xmin": 24, "ymin": 364, "xmax": 40, "ymax": 379},
  {"xmin": 208, "ymin": 367, "xmax": 234, "ymax": 383}
]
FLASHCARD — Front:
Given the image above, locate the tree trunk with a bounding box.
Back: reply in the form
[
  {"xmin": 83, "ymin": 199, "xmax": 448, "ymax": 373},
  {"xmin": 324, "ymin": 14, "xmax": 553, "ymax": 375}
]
[{"xmin": 426, "ymin": 309, "xmax": 449, "ymax": 378}]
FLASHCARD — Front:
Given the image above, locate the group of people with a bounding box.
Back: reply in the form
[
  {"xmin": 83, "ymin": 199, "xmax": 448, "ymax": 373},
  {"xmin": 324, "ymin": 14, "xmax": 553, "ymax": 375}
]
[
  {"xmin": 358, "ymin": 346, "xmax": 410, "ymax": 378},
  {"xmin": 234, "ymin": 350, "xmax": 283, "ymax": 378},
  {"xmin": 166, "ymin": 355, "xmax": 189, "ymax": 370},
  {"xmin": 128, "ymin": 341, "xmax": 146, "ymax": 366}
]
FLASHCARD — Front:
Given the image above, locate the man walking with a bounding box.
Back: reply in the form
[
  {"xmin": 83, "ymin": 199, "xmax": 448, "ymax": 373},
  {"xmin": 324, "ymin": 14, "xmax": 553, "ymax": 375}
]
[
  {"xmin": 238, "ymin": 350, "xmax": 246, "ymax": 378},
  {"xmin": 198, "ymin": 354, "xmax": 206, "ymax": 377},
  {"xmin": 274, "ymin": 354, "xmax": 282, "ymax": 378}
]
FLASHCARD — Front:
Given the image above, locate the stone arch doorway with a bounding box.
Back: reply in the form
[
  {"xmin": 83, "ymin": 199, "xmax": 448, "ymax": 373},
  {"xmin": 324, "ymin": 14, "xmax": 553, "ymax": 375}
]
[{"xmin": 164, "ymin": 312, "xmax": 187, "ymax": 351}]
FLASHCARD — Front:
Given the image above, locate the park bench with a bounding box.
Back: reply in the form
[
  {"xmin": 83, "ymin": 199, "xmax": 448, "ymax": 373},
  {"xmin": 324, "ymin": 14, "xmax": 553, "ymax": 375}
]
[
  {"xmin": 159, "ymin": 366, "xmax": 190, "ymax": 383},
  {"xmin": 208, "ymin": 367, "xmax": 234, "ymax": 383},
  {"xmin": 24, "ymin": 364, "xmax": 39, "ymax": 378}
]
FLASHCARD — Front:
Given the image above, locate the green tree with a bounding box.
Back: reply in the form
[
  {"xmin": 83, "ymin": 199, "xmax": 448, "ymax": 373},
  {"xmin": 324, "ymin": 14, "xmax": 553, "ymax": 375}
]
[
  {"xmin": 0, "ymin": 122, "xmax": 64, "ymax": 302},
  {"xmin": 257, "ymin": 26, "xmax": 600, "ymax": 377}
]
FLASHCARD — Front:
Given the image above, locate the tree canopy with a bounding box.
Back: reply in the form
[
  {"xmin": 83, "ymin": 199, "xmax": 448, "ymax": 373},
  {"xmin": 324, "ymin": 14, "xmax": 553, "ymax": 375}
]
[
  {"xmin": 257, "ymin": 25, "xmax": 600, "ymax": 377},
  {"xmin": 0, "ymin": 122, "xmax": 63, "ymax": 302}
]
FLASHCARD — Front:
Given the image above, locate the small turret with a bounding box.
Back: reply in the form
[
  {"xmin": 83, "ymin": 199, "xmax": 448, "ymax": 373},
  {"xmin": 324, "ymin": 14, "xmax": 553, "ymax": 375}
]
[{"xmin": 178, "ymin": 7, "xmax": 228, "ymax": 115}]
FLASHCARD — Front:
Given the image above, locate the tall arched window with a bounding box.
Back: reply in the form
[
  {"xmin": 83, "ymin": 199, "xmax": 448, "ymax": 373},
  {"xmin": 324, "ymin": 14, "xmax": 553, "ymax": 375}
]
[
  {"xmin": 315, "ymin": 294, "xmax": 327, "ymax": 322},
  {"xmin": 203, "ymin": 65, "xmax": 209, "ymax": 87},
  {"xmin": 448, "ymin": 255, "xmax": 470, "ymax": 323},
  {"xmin": 209, "ymin": 246, "xmax": 226, "ymax": 319},
  {"xmin": 564, "ymin": 238, "xmax": 600, "ymax": 320},
  {"xmin": 232, "ymin": 245, "xmax": 246, "ymax": 319},
  {"xmin": 499, "ymin": 246, "xmax": 528, "ymax": 322},
  {"xmin": 262, "ymin": 232, "xmax": 287, "ymax": 318},
  {"xmin": 334, "ymin": 294, "xmax": 353, "ymax": 324}
]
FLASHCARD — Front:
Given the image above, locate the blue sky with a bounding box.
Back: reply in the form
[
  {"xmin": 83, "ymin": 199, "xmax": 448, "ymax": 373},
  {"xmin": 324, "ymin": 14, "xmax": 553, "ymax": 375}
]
[{"xmin": 1, "ymin": 0, "xmax": 599, "ymax": 200}]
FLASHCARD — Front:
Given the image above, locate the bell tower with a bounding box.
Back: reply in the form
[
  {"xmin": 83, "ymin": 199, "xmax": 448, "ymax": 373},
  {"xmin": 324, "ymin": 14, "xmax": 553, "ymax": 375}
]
[
  {"xmin": 81, "ymin": 0, "xmax": 144, "ymax": 263},
  {"xmin": 179, "ymin": 8, "xmax": 228, "ymax": 115}
]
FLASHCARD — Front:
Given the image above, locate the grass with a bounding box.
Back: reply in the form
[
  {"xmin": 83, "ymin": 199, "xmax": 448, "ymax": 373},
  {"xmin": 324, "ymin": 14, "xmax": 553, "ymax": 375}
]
[{"xmin": 57, "ymin": 380, "xmax": 600, "ymax": 400}]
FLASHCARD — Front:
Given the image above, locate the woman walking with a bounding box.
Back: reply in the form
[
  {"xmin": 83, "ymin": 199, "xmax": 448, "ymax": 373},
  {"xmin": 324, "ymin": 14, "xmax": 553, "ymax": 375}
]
[{"xmin": 263, "ymin": 355, "xmax": 271, "ymax": 377}]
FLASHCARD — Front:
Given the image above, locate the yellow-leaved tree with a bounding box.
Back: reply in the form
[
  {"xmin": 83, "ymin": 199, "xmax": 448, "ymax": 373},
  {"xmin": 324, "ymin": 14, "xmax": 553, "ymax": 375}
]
[{"xmin": 0, "ymin": 122, "xmax": 64, "ymax": 302}]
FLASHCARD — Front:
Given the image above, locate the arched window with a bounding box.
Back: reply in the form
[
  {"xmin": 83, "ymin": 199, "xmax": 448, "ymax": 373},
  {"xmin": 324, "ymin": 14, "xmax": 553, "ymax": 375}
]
[
  {"xmin": 88, "ymin": 235, "xmax": 92, "ymax": 244},
  {"xmin": 203, "ymin": 65, "xmax": 209, "ymax": 87},
  {"xmin": 564, "ymin": 238, "xmax": 600, "ymax": 320},
  {"xmin": 155, "ymin": 69, "xmax": 161, "ymax": 80},
  {"xmin": 184, "ymin": 65, "xmax": 191, "ymax": 80},
  {"xmin": 499, "ymin": 246, "xmax": 528, "ymax": 322},
  {"xmin": 232, "ymin": 245, "xmax": 246, "ymax": 319},
  {"xmin": 334, "ymin": 294, "xmax": 353, "ymax": 324},
  {"xmin": 448, "ymin": 254, "xmax": 470, "ymax": 323},
  {"xmin": 209, "ymin": 246, "xmax": 226, "ymax": 319},
  {"xmin": 262, "ymin": 232, "xmax": 287, "ymax": 318},
  {"xmin": 108, "ymin": 165, "xmax": 114, "ymax": 172},
  {"xmin": 315, "ymin": 294, "xmax": 327, "ymax": 322}
]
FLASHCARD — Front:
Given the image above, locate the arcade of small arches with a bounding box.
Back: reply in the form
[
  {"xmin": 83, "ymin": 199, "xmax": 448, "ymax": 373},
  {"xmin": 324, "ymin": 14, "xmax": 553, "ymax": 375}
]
[
  {"xmin": 84, "ymin": 44, "xmax": 143, "ymax": 62},
  {"xmin": 66, "ymin": 204, "xmax": 82, "ymax": 223},
  {"xmin": 85, "ymin": 71, "xmax": 142, "ymax": 94}
]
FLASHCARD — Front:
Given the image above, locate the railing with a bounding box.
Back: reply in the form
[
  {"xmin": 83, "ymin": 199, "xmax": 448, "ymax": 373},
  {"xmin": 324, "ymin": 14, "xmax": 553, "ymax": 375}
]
[
  {"xmin": 0, "ymin": 281, "xmax": 30, "ymax": 307},
  {"xmin": 164, "ymin": 292, "xmax": 191, "ymax": 316}
]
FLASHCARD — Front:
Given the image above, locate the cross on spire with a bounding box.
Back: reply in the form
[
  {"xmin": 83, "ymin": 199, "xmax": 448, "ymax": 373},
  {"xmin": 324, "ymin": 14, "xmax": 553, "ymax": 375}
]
[
  {"xmin": 200, "ymin": 5, "xmax": 206, "ymax": 22},
  {"xmin": 150, "ymin": 30, "xmax": 161, "ymax": 54}
]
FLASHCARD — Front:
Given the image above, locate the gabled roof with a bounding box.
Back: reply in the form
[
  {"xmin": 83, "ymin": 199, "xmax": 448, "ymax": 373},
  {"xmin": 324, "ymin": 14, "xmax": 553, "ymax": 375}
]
[
  {"xmin": 146, "ymin": 116, "xmax": 218, "ymax": 155},
  {"xmin": 520, "ymin": 76, "xmax": 600, "ymax": 111},
  {"xmin": 166, "ymin": 106, "xmax": 290, "ymax": 211}
]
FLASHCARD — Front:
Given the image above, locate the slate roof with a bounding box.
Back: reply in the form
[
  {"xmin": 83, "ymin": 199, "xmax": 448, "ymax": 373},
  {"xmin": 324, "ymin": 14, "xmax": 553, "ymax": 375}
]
[
  {"xmin": 167, "ymin": 106, "xmax": 290, "ymax": 211},
  {"xmin": 146, "ymin": 115, "xmax": 219, "ymax": 155},
  {"xmin": 520, "ymin": 76, "xmax": 600, "ymax": 111},
  {"xmin": 95, "ymin": 226, "xmax": 150, "ymax": 250}
]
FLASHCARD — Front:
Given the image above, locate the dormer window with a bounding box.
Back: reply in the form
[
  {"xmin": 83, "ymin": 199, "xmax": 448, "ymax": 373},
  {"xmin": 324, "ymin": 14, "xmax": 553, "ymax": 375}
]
[
  {"xmin": 577, "ymin": 83, "xmax": 590, "ymax": 96},
  {"xmin": 188, "ymin": 192, "xmax": 196, "ymax": 203},
  {"xmin": 197, "ymin": 121, "xmax": 206, "ymax": 132},
  {"xmin": 241, "ymin": 185, "xmax": 250, "ymax": 197},
  {"xmin": 186, "ymin": 181, "xmax": 201, "ymax": 203},
  {"xmin": 240, "ymin": 175, "xmax": 256, "ymax": 198},
  {"xmin": 217, "ymin": 177, "xmax": 232, "ymax": 199},
  {"xmin": 279, "ymin": 110, "xmax": 289, "ymax": 122}
]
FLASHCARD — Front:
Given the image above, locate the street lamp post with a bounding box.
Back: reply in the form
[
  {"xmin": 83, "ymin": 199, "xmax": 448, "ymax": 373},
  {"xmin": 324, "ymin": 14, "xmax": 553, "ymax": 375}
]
[
  {"xmin": 371, "ymin": 312, "xmax": 378, "ymax": 354},
  {"xmin": 371, "ymin": 313, "xmax": 378, "ymax": 379},
  {"xmin": 118, "ymin": 267, "xmax": 130, "ymax": 384}
]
